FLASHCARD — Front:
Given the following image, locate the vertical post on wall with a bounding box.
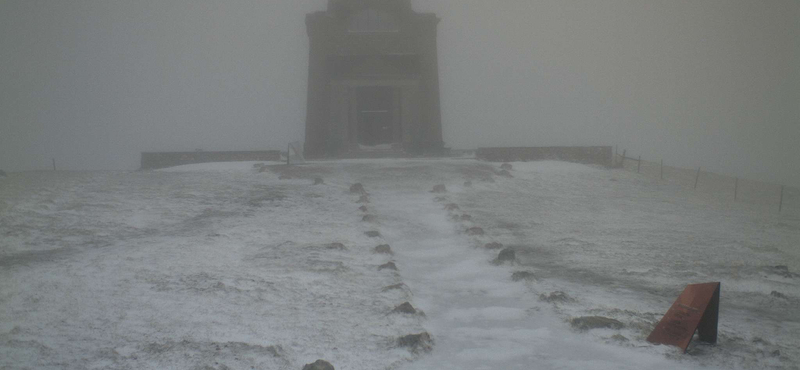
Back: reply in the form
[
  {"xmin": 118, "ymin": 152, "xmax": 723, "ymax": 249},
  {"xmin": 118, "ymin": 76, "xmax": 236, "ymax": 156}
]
[
  {"xmin": 621, "ymin": 150, "xmax": 626, "ymax": 169},
  {"xmin": 637, "ymin": 156, "xmax": 641, "ymax": 173},
  {"xmin": 779, "ymin": 185, "xmax": 784, "ymax": 213},
  {"xmin": 52, "ymin": 158, "xmax": 56, "ymax": 171},
  {"xmin": 660, "ymin": 159, "xmax": 664, "ymax": 180},
  {"xmin": 694, "ymin": 167, "xmax": 701, "ymax": 190},
  {"xmin": 734, "ymin": 178, "xmax": 738, "ymax": 201}
]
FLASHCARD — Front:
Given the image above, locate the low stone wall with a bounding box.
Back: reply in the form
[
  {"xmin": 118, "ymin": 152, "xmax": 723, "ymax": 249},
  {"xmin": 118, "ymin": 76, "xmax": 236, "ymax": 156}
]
[
  {"xmin": 141, "ymin": 151, "xmax": 281, "ymax": 170},
  {"xmin": 476, "ymin": 146, "xmax": 613, "ymax": 167}
]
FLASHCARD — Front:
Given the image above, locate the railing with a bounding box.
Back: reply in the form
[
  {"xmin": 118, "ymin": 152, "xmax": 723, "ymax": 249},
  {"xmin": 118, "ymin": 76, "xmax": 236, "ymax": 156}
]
[{"xmin": 614, "ymin": 148, "xmax": 796, "ymax": 213}]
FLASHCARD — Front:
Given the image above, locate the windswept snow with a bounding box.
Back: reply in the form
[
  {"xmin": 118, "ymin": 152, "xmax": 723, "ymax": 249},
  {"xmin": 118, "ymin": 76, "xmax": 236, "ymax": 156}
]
[{"xmin": 1, "ymin": 159, "xmax": 798, "ymax": 369}]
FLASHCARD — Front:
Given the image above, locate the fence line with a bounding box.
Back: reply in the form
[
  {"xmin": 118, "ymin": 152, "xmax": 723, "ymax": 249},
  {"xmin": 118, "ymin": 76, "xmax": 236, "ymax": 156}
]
[{"xmin": 614, "ymin": 151, "xmax": 797, "ymax": 213}]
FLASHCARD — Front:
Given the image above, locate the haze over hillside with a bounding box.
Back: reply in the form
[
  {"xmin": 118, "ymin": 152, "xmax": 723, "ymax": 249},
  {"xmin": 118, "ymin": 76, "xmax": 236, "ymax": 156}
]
[{"xmin": 1, "ymin": 0, "xmax": 798, "ymax": 186}]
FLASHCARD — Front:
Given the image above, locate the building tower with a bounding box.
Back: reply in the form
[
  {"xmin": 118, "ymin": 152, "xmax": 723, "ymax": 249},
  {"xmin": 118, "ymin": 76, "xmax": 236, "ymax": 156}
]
[{"xmin": 304, "ymin": 0, "xmax": 443, "ymax": 157}]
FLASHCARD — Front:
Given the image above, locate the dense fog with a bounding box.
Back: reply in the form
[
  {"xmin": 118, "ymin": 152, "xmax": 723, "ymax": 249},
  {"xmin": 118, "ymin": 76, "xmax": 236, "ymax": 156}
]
[
  {"xmin": 2, "ymin": 2, "xmax": 800, "ymax": 368},
  {"xmin": 1, "ymin": 0, "xmax": 798, "ymax": 185}
]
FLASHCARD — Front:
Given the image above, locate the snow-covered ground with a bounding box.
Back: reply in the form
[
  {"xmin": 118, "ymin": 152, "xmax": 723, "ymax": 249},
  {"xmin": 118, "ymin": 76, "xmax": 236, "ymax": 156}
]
[{"xmin": 1, "ymin": 159, "xmax": 798, "ymax": 369}]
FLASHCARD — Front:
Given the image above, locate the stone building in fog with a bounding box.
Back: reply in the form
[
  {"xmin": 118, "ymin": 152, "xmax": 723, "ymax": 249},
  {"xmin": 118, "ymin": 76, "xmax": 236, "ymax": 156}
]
[{"xmin": 304, "ymin": 0, "xmax": 443, "ymax": 158}]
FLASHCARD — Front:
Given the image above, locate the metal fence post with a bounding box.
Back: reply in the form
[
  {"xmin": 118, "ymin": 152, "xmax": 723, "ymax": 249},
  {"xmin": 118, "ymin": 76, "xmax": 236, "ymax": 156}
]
[
  {"xmin": 637, "ymin": 156, "xmax": 641, "ymax": 173},
  {"xmin": 694, "ymin": 167, "xmax": 701, "ymax": 190}
]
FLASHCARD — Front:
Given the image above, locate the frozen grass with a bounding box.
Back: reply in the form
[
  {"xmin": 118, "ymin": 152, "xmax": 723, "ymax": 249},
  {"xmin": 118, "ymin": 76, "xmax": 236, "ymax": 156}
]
[{"xmin": 1, "ymin": 159, "xmax": 798, "ymax": 369}]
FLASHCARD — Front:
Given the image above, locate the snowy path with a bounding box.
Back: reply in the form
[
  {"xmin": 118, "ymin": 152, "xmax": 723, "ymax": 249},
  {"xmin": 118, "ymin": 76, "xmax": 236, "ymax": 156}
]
[
  {"xmin": 2, "ymin": 159, "xmax": 797, "ymax": 369},
  {"xmin": 370, "ymin": 181, "xmax": 713, "ymax": 370}
]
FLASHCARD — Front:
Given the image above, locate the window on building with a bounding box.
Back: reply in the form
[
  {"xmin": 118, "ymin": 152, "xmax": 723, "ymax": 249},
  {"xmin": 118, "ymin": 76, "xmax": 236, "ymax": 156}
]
[{"xmin": 347, "ymin": 8, "xmax": 400, "ymax": 33}]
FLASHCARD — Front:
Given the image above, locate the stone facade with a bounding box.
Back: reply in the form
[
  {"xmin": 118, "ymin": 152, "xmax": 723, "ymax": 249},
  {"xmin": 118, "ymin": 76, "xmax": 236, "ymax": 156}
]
[{"xmin": 305, "ymin": 0, "xmax": 443, "ymax": 158}]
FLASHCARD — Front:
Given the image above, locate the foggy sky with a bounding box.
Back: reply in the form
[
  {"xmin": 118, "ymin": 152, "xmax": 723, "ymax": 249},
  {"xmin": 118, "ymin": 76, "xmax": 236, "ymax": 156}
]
[{"xmin": 1, "ymin": 0, "xmax": 798, "ymax": 186}]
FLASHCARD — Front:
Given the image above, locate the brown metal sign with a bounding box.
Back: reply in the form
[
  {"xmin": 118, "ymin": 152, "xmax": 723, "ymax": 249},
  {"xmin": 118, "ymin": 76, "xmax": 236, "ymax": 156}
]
[{"xmin": 647, "ymin": 282, "xmax": 720, "ymax": 352}]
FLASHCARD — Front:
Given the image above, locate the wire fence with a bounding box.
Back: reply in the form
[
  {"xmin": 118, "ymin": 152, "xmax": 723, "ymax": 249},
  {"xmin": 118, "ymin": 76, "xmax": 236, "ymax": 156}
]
[{"xmin": 614, "ymin": 149, "xmax": 798, "ymax": 214}]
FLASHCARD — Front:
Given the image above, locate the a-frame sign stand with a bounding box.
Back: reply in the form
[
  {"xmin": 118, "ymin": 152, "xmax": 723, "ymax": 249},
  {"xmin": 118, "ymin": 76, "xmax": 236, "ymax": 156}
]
[{"xmin": 647, "ymin": 282, "xmax": 720, "ymax": 353}]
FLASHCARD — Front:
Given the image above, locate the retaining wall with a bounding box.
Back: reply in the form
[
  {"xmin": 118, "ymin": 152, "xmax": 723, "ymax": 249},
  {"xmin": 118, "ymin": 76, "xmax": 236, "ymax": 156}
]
[
  {"xmin": 476, "ymin": 146, "xmax": 613, "ymax": 166},
  {"xmin": 141, "ymin": 151, "xmax": 281, "ymax": 170}
]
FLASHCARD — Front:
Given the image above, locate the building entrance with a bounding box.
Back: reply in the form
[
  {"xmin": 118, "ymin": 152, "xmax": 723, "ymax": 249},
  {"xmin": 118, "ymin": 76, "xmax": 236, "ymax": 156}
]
[
  {"xmin": 304, "ymin": 0, "xmax": 443, "ymax": 157},
  {"xmin": 357, "ymin": 86, "xmax": 396, "ymax": 146}
]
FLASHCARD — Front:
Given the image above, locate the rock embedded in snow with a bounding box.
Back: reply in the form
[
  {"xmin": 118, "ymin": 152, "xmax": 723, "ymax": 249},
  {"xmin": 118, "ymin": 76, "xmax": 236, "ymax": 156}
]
[
  {"xmin": 484, "ymin": 242, "xmax": 503, "ymax": 250},
  {"xmin": 365, "ymin": 231, "xmax": 381, "ymax": 238},
  {"xmin": 381, "ymin": 283, "xmax": 405, "ymax": 292},
  {"xmin": 610, "ymin": 334, "xmax": 629, "ymax": 342},
  {"xmin": 496, "ymin": 169, "xmax": 513, "ymax": 178},
  {"xmin": 324, "ymin": 243, "xmax": 347, "ymax": 251},
  {"xmin": 392, "ymin": 302, "xmax": 418, "ymax": 314},
  {"xmin": 752, "ymin": 337, "xmax": 769, "ymax": 344},
  {"xmin": 460, "ymin": 214, "xmax": 472, "ymax": 221},
  {"xmin": 254, "ymin": 163, "xmax": 268, "ymax": 173},
  {"xmin": 433, "ymin": 196, "xmax": 447, "ymax": 202},
  {"xmin": 374, "ymin": 244, "xmax": 393, "ymax": 255},
  {"xmin": 773, "ymin": 265, "xmax": 789, "ymax": 272},
  {"xmin": 313, "ymin": 177, "xmax": 324, "ymax": 185},
  {"xmin": 279, "ymin": 174, "xmax": 292, "ymax": 180},
  {"xmin": 466, "ymin": 227, "xmax": 484, "ymax": 236},
  {"xmin": 397, "ymin": 332, "xmax": 433, "ymax": 353},
  {"xmin": 349, "ymin": 183, "xmax": 366, "ymax": 194},
  {"xmin": 357, "ymin": 195, "xmax": 370, "ymax": 204},
  {"xmin": 770, "ymin": 291, "xmax": 787, "ymax": 299},
  {"xmin": 431, "ymin": 184, "xmax": 447, "ymax": 193},
  {"xmin": 539, "ymin": 291, "xmax": 574, "ymax": 303},
  {"xmin": 444, "ymin": 203, "xmax": 459, "ymax": 211},
  {"xmin": 362, "ymin": 215, "xmax": 377, "ymax": 222},
  {"xmin": 768, "ymin": 265, "xmax": 797, "ymax": 278},
  {"xmin": 569, "ymin": 316, "xmax": 624, "ymax": 331},
  {"xmin": 511, "ymin": 271, "xmax": 535, "ymax": 281},
  {"xmin": 378, "ymin": 262, "xmax": 397, "ymax": 271},
  {"xmin": 302, "ymin": 359, "xmax": 335, "ymax": 370},
  {"xmin": 494, "ymin": 247, "xmax": 516, "ymax": 263},
  {"xmin": 500, "ymin": 163, "xmax": 513, "ymax": 170},
  {"xmin": 358, "ymin": 205, "xmax": 368, "ymax": 212}
]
